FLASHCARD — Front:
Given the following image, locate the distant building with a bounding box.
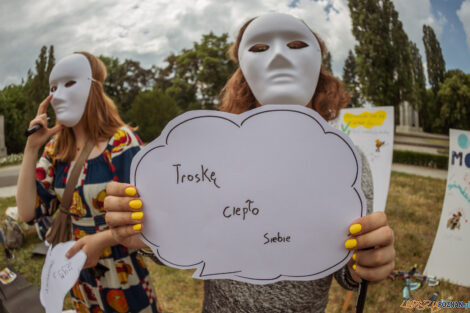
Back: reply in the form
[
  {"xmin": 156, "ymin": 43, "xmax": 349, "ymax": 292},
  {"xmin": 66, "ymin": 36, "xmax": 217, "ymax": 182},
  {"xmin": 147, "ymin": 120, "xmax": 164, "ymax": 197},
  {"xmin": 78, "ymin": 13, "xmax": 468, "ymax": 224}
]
[{"xmin": 397, "ymin": 101, "xmax": 422, "ymax": 132}]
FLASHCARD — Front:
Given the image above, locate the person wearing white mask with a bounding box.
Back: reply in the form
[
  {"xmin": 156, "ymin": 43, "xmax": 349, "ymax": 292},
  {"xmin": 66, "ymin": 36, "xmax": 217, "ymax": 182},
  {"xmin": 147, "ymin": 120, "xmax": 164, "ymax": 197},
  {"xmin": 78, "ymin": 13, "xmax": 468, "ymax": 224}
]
[
  {"xmin": 103, "ymin": 13, "xmax": 395, "ymax": 312},
  {"xmin": 16, "ymin": 52, "xmax": 160, "ymax": 313}
]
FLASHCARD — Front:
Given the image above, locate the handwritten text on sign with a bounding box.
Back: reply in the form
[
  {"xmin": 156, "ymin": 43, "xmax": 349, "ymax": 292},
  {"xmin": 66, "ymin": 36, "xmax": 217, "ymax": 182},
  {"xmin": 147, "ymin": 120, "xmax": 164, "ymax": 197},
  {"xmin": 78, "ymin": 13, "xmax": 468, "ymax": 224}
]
[{"xmin": 131, "ymin": 105, "xmax": 366, "ymax": 285}]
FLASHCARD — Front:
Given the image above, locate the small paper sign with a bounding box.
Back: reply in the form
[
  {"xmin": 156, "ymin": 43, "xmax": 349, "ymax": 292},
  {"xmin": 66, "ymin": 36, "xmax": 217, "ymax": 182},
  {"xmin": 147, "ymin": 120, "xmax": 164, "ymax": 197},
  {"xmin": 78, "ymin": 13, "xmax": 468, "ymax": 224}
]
[
  {"xmin": 0, "ymin": 267, "xmax": 17, "ymax": 285},
  {"xmin": 40, "ymin": 241, "xmax": 86, "ymax": 313}
]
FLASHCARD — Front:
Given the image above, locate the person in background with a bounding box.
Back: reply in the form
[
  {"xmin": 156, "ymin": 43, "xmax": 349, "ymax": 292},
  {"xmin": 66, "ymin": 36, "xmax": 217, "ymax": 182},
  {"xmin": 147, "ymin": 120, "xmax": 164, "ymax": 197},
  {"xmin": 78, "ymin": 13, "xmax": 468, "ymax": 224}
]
[{"xmin": 16, "ymin": 52, "xmax": 160, "ymax": 313}]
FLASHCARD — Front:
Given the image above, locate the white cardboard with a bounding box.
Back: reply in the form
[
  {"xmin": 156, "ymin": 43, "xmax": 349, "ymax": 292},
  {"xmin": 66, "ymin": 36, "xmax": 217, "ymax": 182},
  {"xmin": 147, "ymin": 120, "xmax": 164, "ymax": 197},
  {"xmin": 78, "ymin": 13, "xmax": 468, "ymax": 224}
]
[
  {"xmin": 131, "ymin": 105, "xmax": 366, "ymax": 284},
  {"xmin": 331, "ymin": 107, "xmax": 394, "ymax": 212},
  {"xmin": 40, "ymin": 241, "xmax": 87, "ymax": 313},
  {"xmin": 425, "ymin": 129, "xmax": 470, "ymax": 287}
]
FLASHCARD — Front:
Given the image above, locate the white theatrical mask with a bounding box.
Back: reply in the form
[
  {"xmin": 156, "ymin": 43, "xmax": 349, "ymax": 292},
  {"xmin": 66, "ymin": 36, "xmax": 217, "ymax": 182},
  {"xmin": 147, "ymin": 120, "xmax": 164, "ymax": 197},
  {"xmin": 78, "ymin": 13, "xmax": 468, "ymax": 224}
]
[
  {"xmin": 49, "ymin": 54, "xmax": 93, "ymax": 127},
  {"xmin": 238, "ymin": 13, "xmax": 322, "ymax": 106}
]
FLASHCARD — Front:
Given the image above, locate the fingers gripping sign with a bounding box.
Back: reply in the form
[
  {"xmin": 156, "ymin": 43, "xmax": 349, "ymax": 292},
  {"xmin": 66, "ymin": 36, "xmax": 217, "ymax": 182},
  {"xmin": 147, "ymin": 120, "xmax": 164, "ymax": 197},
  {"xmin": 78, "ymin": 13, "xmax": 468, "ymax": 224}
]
[
  {"xmin": 104, "ymin": 182, "xmax": 148, "ymax": 249},
  {"xmin": 345, "ymin": 212, "xmax": 395, "ymax": 283}
]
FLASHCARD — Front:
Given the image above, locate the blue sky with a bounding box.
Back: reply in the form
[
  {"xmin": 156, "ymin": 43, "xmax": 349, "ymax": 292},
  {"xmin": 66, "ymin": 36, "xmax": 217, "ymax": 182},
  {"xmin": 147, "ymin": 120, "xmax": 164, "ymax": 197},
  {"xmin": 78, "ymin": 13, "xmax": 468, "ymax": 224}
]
[
  {"xmin": 431, "ymin": 0, "xmax": 469, "ymax": 72},
  {"xmin": 0, "ymin": 0, "xmax": 468, "ymax": 89}
]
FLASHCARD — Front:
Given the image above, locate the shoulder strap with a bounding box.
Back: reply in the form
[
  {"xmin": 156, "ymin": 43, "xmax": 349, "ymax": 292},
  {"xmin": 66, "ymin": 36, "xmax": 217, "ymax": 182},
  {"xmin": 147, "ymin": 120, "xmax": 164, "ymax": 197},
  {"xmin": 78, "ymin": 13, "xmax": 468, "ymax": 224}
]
[{"xmin": 60, "ymin": 139, "xmax": 94, "ymax": 211}]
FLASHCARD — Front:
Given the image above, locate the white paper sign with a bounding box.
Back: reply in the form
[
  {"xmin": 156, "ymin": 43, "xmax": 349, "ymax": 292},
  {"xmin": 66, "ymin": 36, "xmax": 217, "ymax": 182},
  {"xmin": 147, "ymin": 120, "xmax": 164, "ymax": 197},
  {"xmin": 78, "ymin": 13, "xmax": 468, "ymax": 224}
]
[
  {"xmin": 131, "ymin": 105, "xmax": 366, "ymax": 284},
  {"xmin": 40, "ymin": 241, "xmax": 87, "ymax": 313},
  {"xmin": 425, "ymin": 129, "xmax": 470, "ymax": 287},
  {"xmin": 332, "ymin": 107, "xmax": 394, "ymax": 211}
]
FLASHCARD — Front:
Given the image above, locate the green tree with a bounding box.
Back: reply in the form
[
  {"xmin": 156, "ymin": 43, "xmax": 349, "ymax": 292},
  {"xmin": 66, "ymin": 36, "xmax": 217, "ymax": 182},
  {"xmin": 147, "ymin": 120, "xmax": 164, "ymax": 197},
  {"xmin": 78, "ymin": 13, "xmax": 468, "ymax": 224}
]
[
  {"xmin": 322, "ymin": 52, "xmax": 332, "ymax": 73},
  {"xmin": 24, "ymin": 45, "xmax": 56, "ymax": 125},
  {"xmin": 409, "ymin": 41, "xmax": 428, "ymax": 129},
  {"xmin": 422, "ymin": 25, "xmax": 446, "ymax": 93},
  {"xmin": 435, "ymin": 70, "xmax": 470, "ymax": 131},
  {"xmin": 0, "ymin": 84, "xmax": 30, "ymax": 153},
  {"xmin": 100, "ymin": 56, "xmax": 157, "ymax": 121},
  {"xmin": 159, "ymin": 32, "xmax": 236, "ymax": 110},
  {"xmin": 342, "ymin": 50, "xmax": 362, "ymax": 107},
  {"xmin": 128, "ymin": 89, "xmax": 182, "ymax": 142},
  {"xmin": 349, "ymin": 0, "xmax": 414, "ymax": 119}
]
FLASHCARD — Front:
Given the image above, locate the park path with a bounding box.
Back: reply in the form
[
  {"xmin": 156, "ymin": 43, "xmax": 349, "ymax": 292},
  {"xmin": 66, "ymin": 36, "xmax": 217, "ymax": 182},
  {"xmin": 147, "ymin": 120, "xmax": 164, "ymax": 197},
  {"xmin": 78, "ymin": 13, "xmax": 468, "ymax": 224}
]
[{"xmin": 0, "ymin": 163, "xmax": 448, "ymax": 198}]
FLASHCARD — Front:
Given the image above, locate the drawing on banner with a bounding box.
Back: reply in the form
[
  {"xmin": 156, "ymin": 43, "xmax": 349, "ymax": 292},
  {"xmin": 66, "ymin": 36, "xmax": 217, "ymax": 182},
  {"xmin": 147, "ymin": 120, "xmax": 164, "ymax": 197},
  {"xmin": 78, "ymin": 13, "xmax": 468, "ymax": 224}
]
[
  {"xmin": 375, "ymin": 139, "xmax": 385, "ymax": 152},
  {"xmin": 332, "ymin": 106, "xmax": 394, "ymax": 212},
  {"xmin": 446, "ymin": 209, "xmax": 468, "ymax": 230},
  {"xmin": 131, "ymin": 105, "xmax": 366, "ymax": 285}
]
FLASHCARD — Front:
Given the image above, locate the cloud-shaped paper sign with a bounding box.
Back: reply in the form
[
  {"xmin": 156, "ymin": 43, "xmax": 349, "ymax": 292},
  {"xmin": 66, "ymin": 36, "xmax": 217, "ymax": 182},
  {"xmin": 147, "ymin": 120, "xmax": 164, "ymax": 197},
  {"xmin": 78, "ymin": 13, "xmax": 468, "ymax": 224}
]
[
  {"xmin": 131, "ymin": 105, "xmax": 365, "ymax": 284},
  {"xmin": 343, "ymin": 110, "xmax": 387, "ymax": 129}
]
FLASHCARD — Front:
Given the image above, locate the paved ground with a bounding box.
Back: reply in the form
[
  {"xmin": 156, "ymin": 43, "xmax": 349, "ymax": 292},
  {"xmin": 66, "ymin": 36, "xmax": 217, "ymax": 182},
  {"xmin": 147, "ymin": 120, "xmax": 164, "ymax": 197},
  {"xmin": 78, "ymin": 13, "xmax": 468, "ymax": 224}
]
[
  {"xmin": 0, "ymin": 165, "xmax": 21, "ymax": 187},
  {"xmin": 0, "ymin": 163, "xmax": 448, "ymax": 198},
  {"xmin": 0, "ymin": 165, "xmax": 20, "ymax": 197},
  {"xmin": 391, "ymin": 163, "xmax": 447, "ymax": 180}
]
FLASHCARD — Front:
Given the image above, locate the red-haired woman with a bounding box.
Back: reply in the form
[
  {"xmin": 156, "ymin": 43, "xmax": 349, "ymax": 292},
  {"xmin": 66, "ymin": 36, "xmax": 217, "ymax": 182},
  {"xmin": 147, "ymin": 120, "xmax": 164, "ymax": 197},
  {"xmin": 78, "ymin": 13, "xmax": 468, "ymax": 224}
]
[
  {"xmin": 104, "ymin": 13, "xmax": 395, "ymax": 313},
  {"xmin": 17, "ymin": 52, "xmax": 159, "ymax": 313}
]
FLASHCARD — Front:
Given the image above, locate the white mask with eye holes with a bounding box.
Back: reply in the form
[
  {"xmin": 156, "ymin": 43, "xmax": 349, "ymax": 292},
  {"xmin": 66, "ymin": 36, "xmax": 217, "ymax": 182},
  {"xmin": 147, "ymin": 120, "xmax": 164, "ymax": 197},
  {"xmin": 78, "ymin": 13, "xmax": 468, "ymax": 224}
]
[
  {"xmin": 238, "ymin": 13, "xmax": 322, "ymax": 106},
  {"xmin": 49, "ymin": 54, "xmax": 93, "ymax": 127}
]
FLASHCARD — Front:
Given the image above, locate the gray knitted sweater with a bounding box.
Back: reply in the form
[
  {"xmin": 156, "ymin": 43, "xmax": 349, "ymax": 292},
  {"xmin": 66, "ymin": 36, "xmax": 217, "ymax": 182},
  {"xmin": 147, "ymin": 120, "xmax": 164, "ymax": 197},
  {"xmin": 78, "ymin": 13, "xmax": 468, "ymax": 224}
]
[{"xmin": 201, "ymin": 151, "xmax": 374, "ymax": 313}]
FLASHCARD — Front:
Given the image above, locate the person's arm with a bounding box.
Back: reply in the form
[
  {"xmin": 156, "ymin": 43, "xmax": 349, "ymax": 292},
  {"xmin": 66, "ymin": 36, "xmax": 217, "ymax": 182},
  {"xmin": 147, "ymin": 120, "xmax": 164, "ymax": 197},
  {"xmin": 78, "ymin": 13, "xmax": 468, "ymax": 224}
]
[{"xmin": 16, "ymin": 95, "xmax": 63, "ymax": 222}]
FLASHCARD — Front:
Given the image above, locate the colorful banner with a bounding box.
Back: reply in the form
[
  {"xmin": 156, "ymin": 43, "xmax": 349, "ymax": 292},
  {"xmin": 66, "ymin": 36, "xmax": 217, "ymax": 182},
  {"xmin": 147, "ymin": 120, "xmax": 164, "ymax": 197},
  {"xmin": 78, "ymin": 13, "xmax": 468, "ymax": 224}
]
[
  {"xmin": 425, "ymin": 129, "xmax": 470, "ymax": 287},
  {"xmin": 332, "ymin": 107, "xmax": 394, "ymax": 212}
]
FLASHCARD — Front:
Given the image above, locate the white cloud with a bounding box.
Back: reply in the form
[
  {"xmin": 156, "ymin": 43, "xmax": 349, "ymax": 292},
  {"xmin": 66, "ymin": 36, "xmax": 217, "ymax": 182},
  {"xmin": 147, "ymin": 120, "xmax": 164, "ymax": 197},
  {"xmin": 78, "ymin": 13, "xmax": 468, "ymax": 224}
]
[
  {"xmin": 457, "ymin": 0, "xmax": 470, "ymax": 53},
  {"xmin": 0, "ymin": 0, "xmax": 357, "ymax": 88}
]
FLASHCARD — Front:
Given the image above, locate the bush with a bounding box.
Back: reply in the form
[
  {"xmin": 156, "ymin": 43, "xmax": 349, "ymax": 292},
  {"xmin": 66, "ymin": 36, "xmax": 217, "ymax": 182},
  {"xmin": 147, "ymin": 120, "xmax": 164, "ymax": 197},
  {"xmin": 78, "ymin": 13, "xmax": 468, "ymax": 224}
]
[
  {"xmin": 0, "ymin": 153, "xmax": 23, "ymax": 167},
  {"xmin": 393, "ymin": 150, "xmax": 448, "ymax": 169}
]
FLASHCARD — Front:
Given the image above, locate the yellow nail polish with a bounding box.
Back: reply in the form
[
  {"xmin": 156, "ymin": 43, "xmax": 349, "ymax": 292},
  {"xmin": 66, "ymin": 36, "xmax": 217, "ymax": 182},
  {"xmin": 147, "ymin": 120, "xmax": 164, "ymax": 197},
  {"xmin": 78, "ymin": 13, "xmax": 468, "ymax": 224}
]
[
  {"xmin": 352, "ymin": 264, "xmax": 357, "ymax": 271},
  {"xmin": 133, "ymin": 224, "xmax": 142, "ymax": 231},
  {"xmin": 131, "ymin": 212, "xmax": 143, "ymax": 220},
  {"xmin": 125, "ymin": 187, "xmax": 137, "ymax": 196},
  {"xmin": 352, "ymin": 253, "xmax": 356, "ymax": 261},
  {"xmin": 345, "ymin": 239, "xmax": 357, "ymax": 249},
  {"xmin": 129, "ymin": 199, "xmax": 142, "ymax": 210},
  {"xmin": 349, "ymin": 224, "xmax": 362, "ymax": 235}
]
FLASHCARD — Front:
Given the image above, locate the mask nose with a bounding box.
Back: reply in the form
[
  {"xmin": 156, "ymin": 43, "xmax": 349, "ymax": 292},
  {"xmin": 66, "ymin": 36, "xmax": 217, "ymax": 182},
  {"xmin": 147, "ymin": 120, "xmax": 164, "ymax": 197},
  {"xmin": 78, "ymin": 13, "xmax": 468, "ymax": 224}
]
[
  {"xmin": 51, "ymin": 87, "xmax": 66, "ymax": 106},
  {"xmin": 267, "ymin": 43, "xmax": 293, "ymax": 70}
]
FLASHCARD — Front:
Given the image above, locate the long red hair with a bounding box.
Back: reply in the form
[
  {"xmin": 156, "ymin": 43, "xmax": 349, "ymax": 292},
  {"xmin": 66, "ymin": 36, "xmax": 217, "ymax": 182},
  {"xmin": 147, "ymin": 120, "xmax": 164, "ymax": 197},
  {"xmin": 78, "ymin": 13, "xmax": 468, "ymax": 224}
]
[
  {"xmin": 54, "ymin": 51, "xmax": 126, "ymax": 162},
  {"xmin": 219, "ymin": 17, "xmax": 350, "ymax": 120}
]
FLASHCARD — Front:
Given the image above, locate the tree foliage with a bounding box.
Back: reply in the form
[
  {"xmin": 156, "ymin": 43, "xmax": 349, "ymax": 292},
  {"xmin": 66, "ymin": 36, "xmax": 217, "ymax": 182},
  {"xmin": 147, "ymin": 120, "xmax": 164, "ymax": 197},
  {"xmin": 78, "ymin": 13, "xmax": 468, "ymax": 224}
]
[
  {"xmin": 0, "ymin": 85, "xmax": 29, "ymax": 153},
  {"xmin": 322, "ymin": 52, "xmax": 332, "ymax": 74},
  {"xmin": 0, "ymin": 46, "xmax": 55, "ymax": 153},
  {"xmin": 128, "ymin": 89, "xmax": 182, "ymax": 142},
  {"xmin": 409, "ymin": 41, "xmax": 428, "ymax": 129},
  {"xmin": 435, "ymin": 70, "xmax": 470, "ymax": 131},
  {"xmin": 158, "ymin": 32, "xmax": 236, "ymax": 110},
  {"xmin": 349, "ymin": 0, "xmax": 414, "ymax": 116},
  {"xmin": 99, "ymin": 56, "xmax": 157, "ymax": 122},
  {"xmin": 422, "ymin": 25, "xmax": 446, "ymax": 93},
  {"xmin": 342, "ymin": 50, "xmax": 362, "ymax": 107}
]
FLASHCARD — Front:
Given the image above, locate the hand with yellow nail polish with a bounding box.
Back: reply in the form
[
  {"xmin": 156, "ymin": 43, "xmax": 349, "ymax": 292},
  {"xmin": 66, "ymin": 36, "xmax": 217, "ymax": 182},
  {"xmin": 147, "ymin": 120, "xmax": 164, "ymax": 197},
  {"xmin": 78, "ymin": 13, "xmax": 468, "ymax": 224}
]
[
  {"xmin": 104, "ymin": 181, "xmax": 149, "ymax": 249},
  {"xmin": 345, "ymin": 211, "xmax": 395, "ymax": 283}
]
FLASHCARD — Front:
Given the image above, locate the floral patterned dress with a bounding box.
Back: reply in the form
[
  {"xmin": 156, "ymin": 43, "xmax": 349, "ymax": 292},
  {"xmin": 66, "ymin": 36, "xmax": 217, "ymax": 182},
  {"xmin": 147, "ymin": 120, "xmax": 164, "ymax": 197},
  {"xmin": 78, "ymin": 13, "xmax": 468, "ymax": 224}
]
[{"xmin": 34, "ymin": 126, "xmax": 159, "ymax": 313}]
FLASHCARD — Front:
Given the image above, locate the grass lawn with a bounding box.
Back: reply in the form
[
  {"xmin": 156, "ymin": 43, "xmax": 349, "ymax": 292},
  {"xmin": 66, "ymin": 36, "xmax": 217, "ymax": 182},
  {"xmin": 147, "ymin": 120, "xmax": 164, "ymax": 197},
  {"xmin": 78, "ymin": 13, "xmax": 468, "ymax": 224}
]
[{"xmin": 1, "ymin": 171, "xmax": 469, "ymax": 312}]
